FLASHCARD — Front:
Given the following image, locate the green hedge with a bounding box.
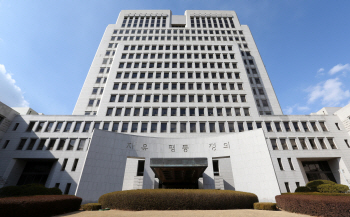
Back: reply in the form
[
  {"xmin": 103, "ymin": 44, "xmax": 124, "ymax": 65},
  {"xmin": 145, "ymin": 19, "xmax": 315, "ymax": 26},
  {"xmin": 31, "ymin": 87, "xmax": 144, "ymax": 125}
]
[
  {"xmin": 306, "ymin": 180, "xmax": 336, "ymax": 192},
  {"xmin": 295, "ymin": 179, "xmax": 349, "ymax": 193},
  {"xmin": 276, "ymin": 194, "xmax": 350, "ymax": 217},
  {"xmin": 99, "ymin": 189, "xmax": 258, "ymax": 210},
  {"xmin": 81, "ymin": 203, "xmax": 102, "ymax": 211},
  {"xmin": 283, "ymin": 192, "xmax": 350, "ymax": 196},
  {"xmin": 0, "ymin": 195, "xmax": 82, "ymax": 217},
  {"xmin": 253, "ymin": 202, "xmax": 277, "ymax": 210},
  {"xmin": 0, "ymin": 184, "xmax": 62, "ymax": 198}
]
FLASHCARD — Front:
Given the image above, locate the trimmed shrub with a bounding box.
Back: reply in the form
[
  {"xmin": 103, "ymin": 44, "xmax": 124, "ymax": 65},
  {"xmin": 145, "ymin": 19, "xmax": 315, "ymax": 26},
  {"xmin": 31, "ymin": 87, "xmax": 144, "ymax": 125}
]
[
  {"xmin": 276, "ymin": 194, "xmax": 350, "ymax": 217},
  {"xmin": 306, "ymin": 180, "xmax": 336, "ymax": 192},
  {"xmin": 0, "ymin": 184, "xmax": 62, "ymax": 198},
  {"xmin": 99, "ymin": 189, "xmax": 258, "ymax": 210},
  {"xmin": 317, "ymin": 184, "xmax": 349, "ymax": 193},
  {"xmin": 253, "ymin": 202, "xmax": 277, "ymax": 210},
  {"xmin": 294, "ymin": 186, "xmax": 311, "ymax": 193},
  {"xmin": 282, "ymin": 192, "xmax": 350, "ymax": 196},
  {"xmin": 0, "ymin": 195, "xmax": 82, "ymax": 217},
  {"xmin": 81, "ymin": 203, "xmax": 102, "ymax": 211}
]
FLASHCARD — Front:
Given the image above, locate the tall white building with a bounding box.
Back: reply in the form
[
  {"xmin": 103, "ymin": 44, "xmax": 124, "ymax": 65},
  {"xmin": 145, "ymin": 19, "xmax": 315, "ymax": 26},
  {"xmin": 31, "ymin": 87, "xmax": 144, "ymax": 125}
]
[{"xmin": 1, "ymin": 10, "xmax": 350, "ymax": 203}]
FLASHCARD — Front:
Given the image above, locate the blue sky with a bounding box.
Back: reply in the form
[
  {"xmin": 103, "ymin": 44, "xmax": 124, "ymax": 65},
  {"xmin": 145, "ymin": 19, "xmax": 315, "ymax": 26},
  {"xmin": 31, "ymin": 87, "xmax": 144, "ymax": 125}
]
[{"xmin": 0, "ymin": 0, "xmax": 350, "ymax": 115}]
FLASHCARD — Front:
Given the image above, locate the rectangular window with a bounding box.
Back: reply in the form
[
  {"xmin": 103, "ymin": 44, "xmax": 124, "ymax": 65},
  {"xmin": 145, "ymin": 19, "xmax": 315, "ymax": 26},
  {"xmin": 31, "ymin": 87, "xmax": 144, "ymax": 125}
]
[
  {"xmin": 318, "ymin": 138, "xmax": 327, "ymax": 149},
  {"xmin": 283, "ymin": 122, "xmax": 291, "ymax": 132},
  {"xmin": 302, "ymin": 122, "xmax": 309, "ymax": 132},
  {"xmin": 277, "ymin": 158, "xmax": 284, "ymax": 170},
  {"xmin": 319, "ymin": 122, "xmax": 328, "ymax": 131},
  {"xmin": 26, "ymin": 122, "xmax": 36, "ymax": 132},
  {"xmin": 308, "ymin": 138, "xmax": 318, "ymax": 149},
  {"xmin": 47, "ymin": 139, "xmax": 56, "ymax": 150},
  {"xmin": 64, "ymin": 183, "xmax": 71, "ymax": 195},
  {"xmin": 2, "ymin": 140, "xmax": 10, "ymax": 149},
  {"xmin": 161, "ymin": 123, "xmax": 167, "ymax": 133},
  {"xmin": 151, "ymin": 123, "xmax": 157, "ymax": 133},
  {"xmin": 55, "ymin": 122, "xmax": 63, "ymax": 132},
  {"xmin": 73, "ymin": 122, "xmax": 82, "ymax": 132},
  {"xmin": 56, "ymin": 139, "xmax": 66, "ymax": 150},
  {"xmin": 290, "ymin": 139, "xmax": 298, "ymax": 150},
  {"xmin": 83, "ymin": 122, "xmax": 91, "ymax": 132},
  {"xmin": 137, "ymin": 160, "xmax": 145, "ymax": 176},
  {"xmin": 13, "ymin": 123, "xmax": 19, "ymax": 131},
  {"xmin": 328, "ymin": 138, "xmax": 337, "ymax": 149},
  {"xmin": 266, "ymin": 122, "xmax": 273, "ymax": 132},
  {"xmin": 122, "ymin": 123, "xmax": 129, "ymax": 132},
  {"xmin": 71, "ymin": 159, "xmax": 79, "ymax": 171},
  {"xmin": 299, "ymin": 138, "xmax": 308, "ymax": 150},
  {"xmin": 310, "ymin": 122, "xmax": 318, "ymax": 131},
  {"xmin": 293, "ymin": 122, "xmax": 300, "ymax": 132},
  {"xmin": 271, "ymin": 139, "xmax": 278, "ymax": 150},
  {"xmin": 280, "ymin": 139, "xmax": 288, "ymax": 150},
  {"xmin": 285, "ymin": 182, "xmax": 290, "ymax": 193},
  {"xmin": 200, "ymin": 123, "xmax": 206, "ymax": 133},
  {"xmin": 171, "ymin": 123, "xmax": 177, "ymax": 133},
  {"xmin": 61, "ymin": 159, "xmax": 68, "ymax": 171},
  {"xmin": 36, "ymin": 122, "xmax": 45, "ymax": 132},
  {"xmin": 112, "ymin": 122, "xmax": 119, "ymax": 132},
  {"xmin": 45, "ymin": 122, "xmax": 54, "ymax": 132},
  {"xmin": 77, "ymin": 139, "xmax": 86, "ymax": 151},
  {"xmin": 213, "ymin": 160, "xmax": 219, "ymax": 176},
  {"xmin": 66, "ymin": 139, "xmax": 76, "ymax": 150},
  {"xmin": 275, "ymin": 122, "xmax": 282, "ymax": 132}
]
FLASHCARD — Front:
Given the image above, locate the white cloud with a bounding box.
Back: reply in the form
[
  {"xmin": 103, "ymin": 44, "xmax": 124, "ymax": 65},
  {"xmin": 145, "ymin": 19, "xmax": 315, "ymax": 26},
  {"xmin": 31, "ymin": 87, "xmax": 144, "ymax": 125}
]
[
  {"xmin": 0, "ymin": 64, "xmax": 29, "ymax": 107},
  {"xmin": 317, "ymin": 68, "xmax": 324, "ymax": 73},
  {"xmin": 328, "ymin": 63, "xmax": 350, "ymax": 75},
  {"xmin": 307, "ymin": 78, "xmax": 350, "ymax": 106}
]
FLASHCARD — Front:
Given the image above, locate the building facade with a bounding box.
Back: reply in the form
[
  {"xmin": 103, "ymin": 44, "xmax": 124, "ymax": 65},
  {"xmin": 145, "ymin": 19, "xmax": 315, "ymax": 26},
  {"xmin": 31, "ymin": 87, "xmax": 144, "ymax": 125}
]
[{"xmin": 1, "ymin": 10, "xmax": 350, "ymax": 203}]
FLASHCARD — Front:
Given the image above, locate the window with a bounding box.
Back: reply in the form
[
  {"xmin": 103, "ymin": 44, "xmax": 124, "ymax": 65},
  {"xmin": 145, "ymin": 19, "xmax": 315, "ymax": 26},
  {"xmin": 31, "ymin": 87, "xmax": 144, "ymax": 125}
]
[
  {"xmin": 82, "ymin": 122, "xmax": 91, "ymax": 132},
  {"xmin": 318, "ymin": 138, "xmax": 327, "ymax": 149},
  {"xmin": 55, "ymin": 139, "xmax": 65, "ymax": 150},
  {"xmin": 112, "ymin": 122, "xmax": 119, "ymax": 132},
  {"xmin": 122, "ymin": 123, "xmax": 129, "ymax": 132},
  {"xmin": 26, "ymin": 122, "xmax": 35, "ymax": 132},
  {"xmin": 283, "ymin": 122, "xmax": 291, "ymax": 132},
  {"xmin": 308, "ymin": 138, "xmax": 317, "ymax": 149},
  {"xmin": 299, "ymin": 138, "xmax": 308, "ymax": 150},
  {"xmin": 345, "ymin": 139, "xmax": 350, "ymax": 148},
  {"xmin": 285, "ymin": 182, "xmax": 290, "ymax": 193},
  {"xmin": 2, "ymin": 140, "xmax": 10, "ymax": 149},
  {"xmin": 266, "ymin": 122, "xmax": 273, "ymax": 132},
  {"xmin": 64, "ymin": 183, "xmax": 71, "ymax": 195},
  {"xmin": 61, "ymin": 159, "xmax": 68, "ymax": 171},
  {"xmin": 64, "ymin": 122, "xmax": 72, "ymax": 132},
  {"xmin": 319, "ymin": 122, "xmax": 328, "ymax": 131},
  {"xmin": 293, "ymin": 122, "xmax": 300, "ymax": 132},
  {"xmin": 77, "ymin": 139, "xmax": 86, "ymax": 150},
  {"xmin": 238, "ymin": 122, "xmax": 244, "ymax": 132},
  {"xmin": 277, "ymin": 158, "xmax": 284, "ymax": 170},
  {"xmin": 270, "ymin": 139, "xmax": 278, "ymax": 150},
  {"xmin": 13, "ymin": 123, "xmax": 19, "ymax": 131},
  {"xmin": 46, "ymin": 139, "xmax": 56, "ymax": 150},
  {"xmin": 290, "ymin": 139, "xmax": 298, "ymax": 150},
  {"xmin": 137, "ymin": 160, "xmax": 145, "ymax": 176},
  {"xmin": 310, "ymin": 122, "xmax": 318, "ymax": 132},
  {"xmin": 71, "ymin": 159, "xmax": 79, "ymax": 171},
  {"xmin": 35, "ymin": 122, "xmax": 45, "ymax": 132},
  {"xmin": 106, "ymin": 108, "xmax": 113, "ymax": 116},
  {"xmin": 73, "ymin": 122, "xmax": 82, "ymax": 132},
  {"xmin": 66, "ymin": 139, "xmax": 76, "ymax": 150},
  {"xmin": 171, "ymin": 123, "xmax": 177, "ymax": 133},
  {"xmin": 45, "ymin": 122, "xmax": 54, "ymax": 132},
  {"xmin": 280, "ymin": 139, "xmax": 288, "ymax": 150},
  {"xmin": 335, "ymin": 123, "xmax": 341, "ymax": 130},
  {"xmin": 213, "ymin": 160, "xmax": 219, "ymax": 176},
  {"xmin": 328, "ymin": 138, "xmax": 337, "ymax": 149}
]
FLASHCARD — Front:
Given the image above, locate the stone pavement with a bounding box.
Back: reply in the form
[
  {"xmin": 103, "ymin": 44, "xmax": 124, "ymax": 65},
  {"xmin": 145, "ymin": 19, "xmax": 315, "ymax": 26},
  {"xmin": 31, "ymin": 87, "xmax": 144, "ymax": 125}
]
[{"xmin": 56, "ymin": 209, "xmax": 310, "ymax": 217}]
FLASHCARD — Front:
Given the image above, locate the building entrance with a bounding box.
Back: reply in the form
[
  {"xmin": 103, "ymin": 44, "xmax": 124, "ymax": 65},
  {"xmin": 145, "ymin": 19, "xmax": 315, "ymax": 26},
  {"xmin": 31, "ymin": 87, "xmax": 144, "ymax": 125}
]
[
  {"xmin": 302, "ymin": 161, "xmax": 336, "ymax": 182},
  {"xmin": 150, "ymin": 158, "xmax": 207, "ymax": 189},
  {"xmin": 17, "ymin": 160, "xmax": 55, "ymax": 186}
]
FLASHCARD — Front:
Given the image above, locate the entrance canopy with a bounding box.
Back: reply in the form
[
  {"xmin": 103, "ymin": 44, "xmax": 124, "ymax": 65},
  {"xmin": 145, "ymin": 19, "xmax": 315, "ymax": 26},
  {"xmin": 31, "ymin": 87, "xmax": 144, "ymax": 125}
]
[{"xmin": 150, "ymin": 158, "xmax": 208, "ymax": 186}]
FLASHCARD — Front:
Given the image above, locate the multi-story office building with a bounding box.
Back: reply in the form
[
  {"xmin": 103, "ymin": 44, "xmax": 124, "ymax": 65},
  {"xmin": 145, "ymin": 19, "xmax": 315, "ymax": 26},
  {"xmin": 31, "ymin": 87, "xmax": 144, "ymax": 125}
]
[{"xmin": 1, "ymin": 10, "xmax": 350, "ymax": 203}]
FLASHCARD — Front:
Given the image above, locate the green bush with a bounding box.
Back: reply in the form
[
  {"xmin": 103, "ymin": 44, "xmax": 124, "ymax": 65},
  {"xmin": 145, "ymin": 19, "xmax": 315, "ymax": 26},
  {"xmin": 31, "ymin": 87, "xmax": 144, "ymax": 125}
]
[
  {"xmin": 317, "ymin": 184, "xmax": 349, "ymax": 193},
  {"xmin": 283, "ymin": 192, "xmax": 350, "ymax": 196},
  {"xmin": 0, "ymin": 195, "xmax": 82, "ymax": 217},
  {"xmin": 99, "ymin": 189, "xmax": 258, "ymax": 210},
  {"xmin": 0, "ymin": 184, "xmax": 62, "ymax": 198},
  {"xmin": 276, "ymin": 194, "xmax": 350, "ymax": 217},
  {"xmin": 81, "ymin": 203, "xmax": 102, "ymax": 211},
  {"xmin": 253, "ymin": 202, "xmax": 277, "ymax": 210},
  {"xmin": 306, "ymin": 180, "xmax": 336, "ymax": 192},
  {"xmin": 294, "ymin": 186, "xmax": 311, "ymax": 192}
]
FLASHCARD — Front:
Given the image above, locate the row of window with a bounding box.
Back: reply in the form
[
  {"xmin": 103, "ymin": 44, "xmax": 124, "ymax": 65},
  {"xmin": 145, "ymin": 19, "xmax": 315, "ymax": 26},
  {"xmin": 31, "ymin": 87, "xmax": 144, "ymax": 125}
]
[
  {"xmin": 120, "ymin": 52, "xmax": 236, "ymax": 60},
  {"xmin": 105, "ymin": 107, "xmax": 250, "ymax": 117},
  {"xmin": 270, "ymin": 138, "xmax": 338, "ymax": 151},
  {"xmin": 121, "ymin": 16, "xmax": 166, "ymax": 28},
  {"xmin": 5, "ymin": 137, "xmax": 87, "ymax": 151},
  {"xmin": 123, "ymin": 44, "xmax": 235, "ymax": 52},
  {"xmin": 113, "ymin": 71, "xmax": 246, "ymax": 79},
  {"xmin": 190, "ymin": 16, "xmax": 235, "ymax": 29},
  {"xmin": 112, "ymin": 35, "xmax": 242, "ymax": 42},
  {"xmin": 105, "ymin": 94, "xmax": 247, "ymax": 104},
  {"xmin": 110, "ymin": 82, "xmax": 244, "ymax": 91},
  {"xmin": 114, "ymin": 28, "xmax": 243, "ymax": 36},
  {"xmin": 118, "ymin": 61, "xmax": 239, "ymax": 69},
  {"xmin": 20, "ymin": 119, "xmax": 334, "ymax": 135}
]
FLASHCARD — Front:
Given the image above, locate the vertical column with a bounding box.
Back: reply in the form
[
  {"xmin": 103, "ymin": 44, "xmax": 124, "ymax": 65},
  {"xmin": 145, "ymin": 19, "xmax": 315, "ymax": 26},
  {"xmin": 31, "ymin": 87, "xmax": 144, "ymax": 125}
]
[
  {"xmin": 142, "ymin": 157, "xmax": 154, "ymax": 189},
  {"xmin": 203, "ymin": 157, "xmax": 215, "ymax": 189}
]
